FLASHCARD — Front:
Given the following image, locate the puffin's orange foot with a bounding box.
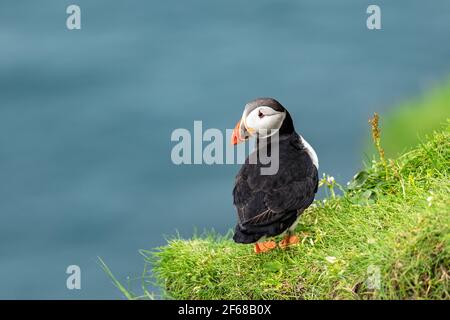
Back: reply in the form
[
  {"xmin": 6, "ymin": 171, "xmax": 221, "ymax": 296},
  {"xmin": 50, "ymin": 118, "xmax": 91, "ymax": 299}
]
[
  {"xmin": 279, "ymin": 235, "xmax": 300, "ymax": 249},
  {"xmin": 254, "ymin": 241, "xmax": 277, "ymax": 254}
]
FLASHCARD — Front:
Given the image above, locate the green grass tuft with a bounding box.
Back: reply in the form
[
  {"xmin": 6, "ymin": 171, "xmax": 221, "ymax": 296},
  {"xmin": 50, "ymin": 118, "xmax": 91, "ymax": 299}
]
[{"xmin": 108, "ymin": 123, "xmax": 450, "ymax": 300}]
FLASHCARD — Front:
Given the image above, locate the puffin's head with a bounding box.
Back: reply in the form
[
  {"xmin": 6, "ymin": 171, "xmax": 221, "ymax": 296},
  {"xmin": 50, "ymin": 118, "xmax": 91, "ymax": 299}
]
[{"xmin": 231, "ymin": 98, "xmax": 293, "ymax": 145}]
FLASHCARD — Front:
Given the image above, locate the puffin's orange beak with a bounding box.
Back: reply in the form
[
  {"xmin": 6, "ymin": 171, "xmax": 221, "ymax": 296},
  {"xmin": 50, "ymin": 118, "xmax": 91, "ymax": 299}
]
[
  {"xmin": 231, "ymin": 119, "xmax": 248, "ymax": 145},
  {"xmin": 231, "ymin": 120, "xmax": 242, "ymax": 145}
]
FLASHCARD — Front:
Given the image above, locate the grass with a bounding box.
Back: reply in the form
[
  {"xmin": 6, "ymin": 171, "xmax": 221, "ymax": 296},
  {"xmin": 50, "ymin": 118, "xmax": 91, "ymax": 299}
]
[
  {"xmin": 108, "ymin": 120, "xmax": 449, "ymax": 300},
  {"xmin": 372, "ymin": 79, "xmax": 450, "ymax": 157}
]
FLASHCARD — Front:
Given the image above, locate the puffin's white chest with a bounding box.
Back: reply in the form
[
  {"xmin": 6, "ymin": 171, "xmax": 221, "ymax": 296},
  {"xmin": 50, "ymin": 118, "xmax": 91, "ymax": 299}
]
[{"xmin": 300, "ymin": 136, "xmax": 319, "ymax": 169}]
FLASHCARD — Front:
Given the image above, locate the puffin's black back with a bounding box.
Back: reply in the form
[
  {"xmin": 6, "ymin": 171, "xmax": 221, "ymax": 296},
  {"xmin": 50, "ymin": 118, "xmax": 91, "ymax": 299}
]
[{"xmin": 232, "ymin": 129, "xmax": 318, "ymax": 244}]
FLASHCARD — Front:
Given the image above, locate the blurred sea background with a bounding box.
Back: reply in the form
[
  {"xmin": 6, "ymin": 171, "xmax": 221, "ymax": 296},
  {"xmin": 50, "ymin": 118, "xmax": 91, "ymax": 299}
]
[{"xmin": 0, "ymin": 0, "xmax": 449, "ymax": 298}]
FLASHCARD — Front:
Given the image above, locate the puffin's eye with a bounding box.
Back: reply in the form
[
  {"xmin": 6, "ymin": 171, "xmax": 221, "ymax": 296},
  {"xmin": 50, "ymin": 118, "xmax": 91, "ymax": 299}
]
[{"xmin": 258, "ymin": 111, "xmax": 265, "ymax": 118}]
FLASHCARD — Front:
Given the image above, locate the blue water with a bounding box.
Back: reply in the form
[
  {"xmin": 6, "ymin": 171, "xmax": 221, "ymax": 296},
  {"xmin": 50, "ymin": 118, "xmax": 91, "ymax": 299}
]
[{"xmin": 0, "ymin": 0, "xmax": 449, "ymax": 299}]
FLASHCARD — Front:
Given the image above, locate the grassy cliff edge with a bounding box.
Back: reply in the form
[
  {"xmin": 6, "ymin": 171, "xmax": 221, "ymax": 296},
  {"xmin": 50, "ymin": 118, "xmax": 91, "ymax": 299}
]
[{"xmin": 125, "ymin": 123, "xmax": 449, "ymax": 300}]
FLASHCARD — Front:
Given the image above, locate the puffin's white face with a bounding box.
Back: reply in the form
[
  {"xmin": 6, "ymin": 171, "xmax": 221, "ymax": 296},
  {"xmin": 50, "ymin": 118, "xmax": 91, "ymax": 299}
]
[
  {"xmin": 244, "ymin": 106, "xmax": 286, "ymax": 138},
  {"xmin": 232, "ymin": 102, "xmax": 286, "ymax": 145}
]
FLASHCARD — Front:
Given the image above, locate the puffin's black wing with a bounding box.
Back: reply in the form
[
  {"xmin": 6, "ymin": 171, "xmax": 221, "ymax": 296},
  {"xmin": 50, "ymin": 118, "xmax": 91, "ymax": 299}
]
[
  {"xmin": 232, "ymin": 134, "xmax": 318, "ymax": 243},
  {"xmin": 264, "ymin": 175, "xmax": 318, "ymax": 214}
]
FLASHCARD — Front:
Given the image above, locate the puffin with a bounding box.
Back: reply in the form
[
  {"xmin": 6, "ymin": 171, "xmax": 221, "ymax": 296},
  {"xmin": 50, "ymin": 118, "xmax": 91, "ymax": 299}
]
[{"xmin": 231, "ymin": 98, "xmax": 319, "ymax": 253}]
